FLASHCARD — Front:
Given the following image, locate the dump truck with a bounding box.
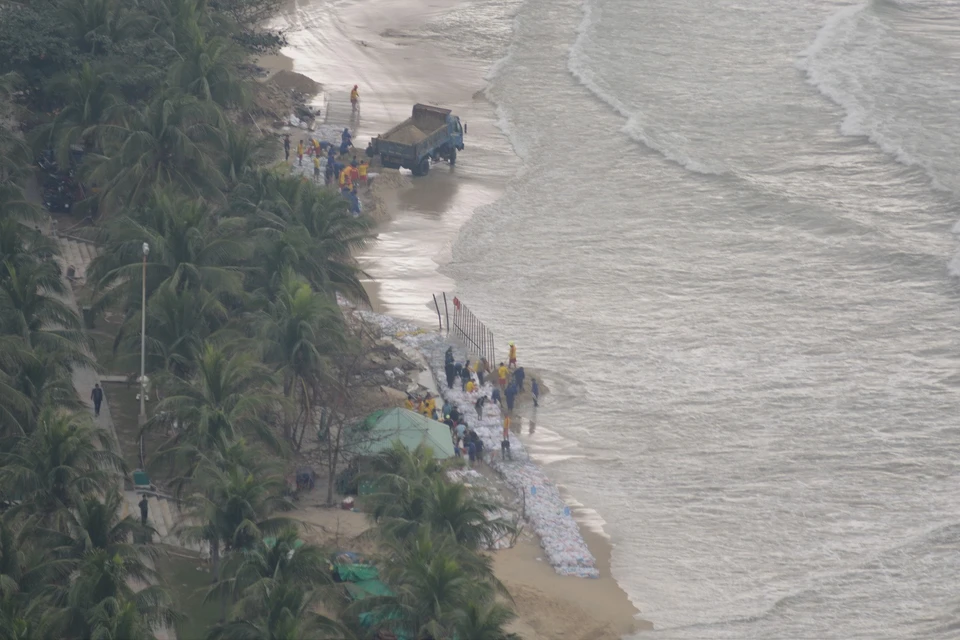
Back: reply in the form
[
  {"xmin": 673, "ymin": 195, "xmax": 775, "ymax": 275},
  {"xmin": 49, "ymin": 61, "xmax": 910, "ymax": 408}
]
[{"xmin": 369, "ymin": 104, "xmax": 465, "ymax": 176}]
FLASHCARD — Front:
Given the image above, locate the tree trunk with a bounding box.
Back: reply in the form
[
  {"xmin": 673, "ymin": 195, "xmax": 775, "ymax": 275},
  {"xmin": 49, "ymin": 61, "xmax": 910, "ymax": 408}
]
[
  {"xmin": 282, "ymin": 375, "xmax": 296, "ymax": 442},
  {"xmin": 325, "ymin": 416, "xmax": 343, "ymax": 507},
  {"xmin": 211, "ymin": 539, "xmax": 225, "ymax": 622},
  {"xmin": 294, "ymin": 380, "xmax": 314, "ymax": 452}
]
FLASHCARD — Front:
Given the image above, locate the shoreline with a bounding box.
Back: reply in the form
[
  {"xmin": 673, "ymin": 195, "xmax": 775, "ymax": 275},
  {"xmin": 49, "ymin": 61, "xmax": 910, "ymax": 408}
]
[
  {"xmin": 356, "ymin": 308, "xmax": 649, "ymax": 636},
  {"xmin": 271, "ymin": 0, "xmax": 650, "ymax": 634}
]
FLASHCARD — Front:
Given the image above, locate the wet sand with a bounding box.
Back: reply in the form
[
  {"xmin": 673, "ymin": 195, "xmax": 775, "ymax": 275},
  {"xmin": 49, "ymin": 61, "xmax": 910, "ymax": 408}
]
[
  {"xmin": 274, "ymin": 0, "xmax": 518, "ymax": 322},
  {"xmin": 272, "ymin": 0, "xmax": 649, "ymax": 634}
]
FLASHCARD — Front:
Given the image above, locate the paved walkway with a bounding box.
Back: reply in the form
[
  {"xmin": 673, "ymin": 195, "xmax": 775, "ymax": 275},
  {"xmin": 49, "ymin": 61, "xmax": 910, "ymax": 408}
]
[{"xmin": 38, "ymin": 217, "xmax": 174, "ymax": 640}]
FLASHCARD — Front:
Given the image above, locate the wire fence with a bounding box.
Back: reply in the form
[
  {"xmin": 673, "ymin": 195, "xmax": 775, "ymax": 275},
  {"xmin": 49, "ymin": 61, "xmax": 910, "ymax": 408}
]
[{"xmin": 431, "ymin": 293, "xmax": 497, "ymax": 366}]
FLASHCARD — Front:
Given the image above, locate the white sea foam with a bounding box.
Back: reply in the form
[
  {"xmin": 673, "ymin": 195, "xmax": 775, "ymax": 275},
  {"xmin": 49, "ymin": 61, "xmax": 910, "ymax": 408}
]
[
  {"xmin": 482, "ymin": 1, "xmax": 531, "ymax": 162},
  {"xmin": 565, "ymin": 0, "xmax": 727, "ymax": 176},
  {"xmin": 797, "ymin": 1, "xmax": 953, "ymax": 193}
]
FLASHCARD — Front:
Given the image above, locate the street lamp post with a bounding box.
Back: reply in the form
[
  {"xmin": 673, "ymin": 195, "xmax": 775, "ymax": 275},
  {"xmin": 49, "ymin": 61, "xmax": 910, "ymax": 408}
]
[{"xmin": 138, "ymin": 242, "xmax": 149, "ymax": 466}]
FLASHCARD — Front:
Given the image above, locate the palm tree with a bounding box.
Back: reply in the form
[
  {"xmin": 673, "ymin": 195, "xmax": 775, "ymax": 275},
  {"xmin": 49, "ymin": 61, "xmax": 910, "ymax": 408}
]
[
  {"xmin": 0, "ymin": 73, "xmax": 39, "ymax": 221},
  {"xmin": 216, "ymin": 528, "xmax": 332, "ymax": 602},
  {"xmin": 357, "ymin": 529, "xmax": 502, "ymax": 639},
  {"xmin": 59, "ymin": 0, "xmax": 148, "ymax": 55},
  {"xmin": 254, "ymin": 270, "xmax": 344, "ymax": 442},
  {"xmin": 367, "ymin": 442, "xmax": 447, "ymax": 481},
  {"xmin": 285, "ymin": 186, "xmax": 373, "ymax": 303},
  {"xmin": 36, "ymin": 63, "xmax": 121, "ymax": 164},
  {"xmin": 453, "ymin": 602, "xmax": 520, "ymax": 640},
  {"xmin": 0, "ymin": 521, "xmax": 53, "ymax": 640},
  {"xmin": 45, "ymin": 547, "xmax": 177, "ymax": 639},
  {"xmin": 0, "ymin": 408, "xmax": 124, "ymax": 526},
  {"xmin": 168, "ymin": 27, "xmax": 249, "ymax": 108},
  {"xmin": 1, "ymin": 346, "xmax": 83, "ymax": 438},
  {"xmin": 239, "ymin": 173, "xmax": 373, "ymax": 302},
  {"xmin": 117, "ymin": 282, "xmax": 227, "ymax": 378},
  {"xmin": 180, "ymin": 458, "xmax": 295, "ymax": 620},
  {"xmin": 86, "ymin": 92, "xmax": 226, "ymax": 211},
  {"xmin": 81, "ymin": 598, "xmax": 158, "ymax": 640},
  {"xmin": 420, "ymin": 479, "xmax": 515, "ymax": 552},
  {"xmin": 368, "ymin": 476, "xmax": 515, "ymax": 552},
  {"xmin": 207, "ymin": 581, "xmax": 342, "ymax": 640},
  {"xmin": 220, "ymin": 124, "xmax": 273, "ymax": 188},
  {"xmin": 0, "ymin": 337, "xmax": 38, "ymax": 438},
  {"xmin": 206, "ymin": 530, "xmax": 344, "ymax": 639},
  {"xmin": 89, "ymin": 188, "xmax": 248, "ymax": 314},
  {"xmin": 0, "ymin": 261, "xmax": 90, "ymax": 360},
  {"xmin": 0, "ymin": 219, "xmax": 60, "ymax": 280},
  {"xmin": 49, "ymin": 491, "xmax": 156, "ymax": 561},
  {"xmin": 151, "ymin": 342, "xmax": 281, "ymax": 462}
]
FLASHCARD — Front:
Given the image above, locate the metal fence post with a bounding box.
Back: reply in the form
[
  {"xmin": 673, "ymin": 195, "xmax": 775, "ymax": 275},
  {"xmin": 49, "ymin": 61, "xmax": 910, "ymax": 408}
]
[
  {"xmin": 432, "ymin": 294, "xmax": 442, "ymax": 331},
  {"xmin": 442, "ymin": 292, "xmax": 450, "ymax": 333}
]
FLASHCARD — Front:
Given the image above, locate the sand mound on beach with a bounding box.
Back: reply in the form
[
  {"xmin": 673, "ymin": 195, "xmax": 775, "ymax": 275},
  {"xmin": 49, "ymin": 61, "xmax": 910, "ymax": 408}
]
[{"xmin": 268, "ymin": 70, "xmax": 321, "ymax": 97}]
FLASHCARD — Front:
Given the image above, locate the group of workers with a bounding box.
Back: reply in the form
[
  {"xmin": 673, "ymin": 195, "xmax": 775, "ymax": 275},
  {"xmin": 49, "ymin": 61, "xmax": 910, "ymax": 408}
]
[
  {"xmin": 435, "ymin": 345, "xmax": 540, "ymax": 463},
  {"xmin": 282, "ymin": 127, "xmax": 369, "ymax": 215}
]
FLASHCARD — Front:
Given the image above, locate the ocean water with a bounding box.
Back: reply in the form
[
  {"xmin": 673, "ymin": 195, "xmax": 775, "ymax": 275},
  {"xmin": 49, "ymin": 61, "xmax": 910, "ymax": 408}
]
[{"xmin": 425, "ymin": 0, "xmax": 960, "ymax": 637}]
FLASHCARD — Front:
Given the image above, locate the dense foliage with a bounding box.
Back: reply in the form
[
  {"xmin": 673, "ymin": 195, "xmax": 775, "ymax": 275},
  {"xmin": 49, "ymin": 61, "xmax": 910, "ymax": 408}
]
[{"xmin": 0, "ymin": 0, "xmax": 523, "ymax": 636}]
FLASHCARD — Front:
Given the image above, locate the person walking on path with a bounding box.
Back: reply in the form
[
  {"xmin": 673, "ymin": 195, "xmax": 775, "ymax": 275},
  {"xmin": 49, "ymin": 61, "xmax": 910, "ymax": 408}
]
[
  {"xmin": 505, "ymin": 380, "xmax": 517, "ymax": 413},
  {"xmin": 350, "ymin": 85, "xmax": 360, "ymax": 110},
  {"xmin": 508, "ymin": 341, "xmax": 517, "ymax": 367},
  {"xmin": 297, "ymin": 140, "xmax": 304, "ymax": 166},
  {"xmin": 91, "ymin": 383, "xmax": 103, "ymax": 417},
  {"xmin": 532, "ymin": 378, "xmax": 540, "ymax": 407},
  {"xmin": 138, "ymin": 495, "xmax": 149, "ymax": 526},
  {"xmin": 497, "ymin": 362, "xmax": 508, "ymax": 390},
  {"xmin": 515, "ymin": 365, "xmax": 526, "ymax": 393},
  {"xmin": 283, "ymin": 134, "xmax": 291, "ymax": 161}
]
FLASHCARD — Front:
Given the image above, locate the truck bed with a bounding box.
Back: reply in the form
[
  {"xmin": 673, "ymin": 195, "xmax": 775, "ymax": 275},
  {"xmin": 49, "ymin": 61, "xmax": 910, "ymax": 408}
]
[{"xmin": 381, "ymin": 123, "xmax": 428, "ymax": 145}]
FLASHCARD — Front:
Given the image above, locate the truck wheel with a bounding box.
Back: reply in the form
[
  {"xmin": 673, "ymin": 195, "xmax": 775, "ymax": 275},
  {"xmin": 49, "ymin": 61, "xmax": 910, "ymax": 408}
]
[
  {"xmin": 416, "ymin": 158, "xmax": 430, "ymax": 176},
  {"xmin": 449, "ymin": 148, "xmax": 457, "ymax": 165}
]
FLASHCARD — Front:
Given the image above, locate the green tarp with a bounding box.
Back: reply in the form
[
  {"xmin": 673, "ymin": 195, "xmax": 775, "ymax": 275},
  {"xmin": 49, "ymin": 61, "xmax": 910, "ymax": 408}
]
[
  {"xmin": 336, "ymin": 563, "xmax": 379, "ymax": 582},
  {"xmin": 358, "ymin": 609, "xmax": 411, "ymax": 640},
  {"xmin": 345, "ymin": 579, "xmax": 393, "ymax": 601},
  {"xmin": 355, "ymin": 408, "xmax": 455, "ymax": 459}
]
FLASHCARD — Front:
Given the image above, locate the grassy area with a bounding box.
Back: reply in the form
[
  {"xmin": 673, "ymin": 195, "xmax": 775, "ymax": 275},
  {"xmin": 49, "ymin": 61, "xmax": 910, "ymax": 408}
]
[{"xmin": 155, "ymin": 548, "xmax": 220, "ymax": 640}]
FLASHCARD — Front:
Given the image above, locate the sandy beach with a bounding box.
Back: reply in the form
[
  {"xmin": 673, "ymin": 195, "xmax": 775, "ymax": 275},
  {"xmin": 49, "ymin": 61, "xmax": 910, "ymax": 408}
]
[
  {"xmin": 292, "ymin": 496, "xmax": 648, "ymax": 639},
  {"xmin": 267, "ymin": 0, "xmax": 650, "ymax": 635}
]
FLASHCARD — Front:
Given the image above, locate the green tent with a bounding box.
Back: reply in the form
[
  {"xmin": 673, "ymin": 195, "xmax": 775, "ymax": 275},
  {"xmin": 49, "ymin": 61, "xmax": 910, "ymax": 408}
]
[{"xmin": 355, "ymin": 408, "xmax": 455, "ymax": 459}]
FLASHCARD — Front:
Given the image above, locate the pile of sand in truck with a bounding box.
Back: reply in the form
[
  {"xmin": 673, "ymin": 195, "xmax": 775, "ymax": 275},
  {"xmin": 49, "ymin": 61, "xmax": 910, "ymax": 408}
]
[{"xmin": 384, "ymin": 124, "xmax": 428, "ymax": 145}]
